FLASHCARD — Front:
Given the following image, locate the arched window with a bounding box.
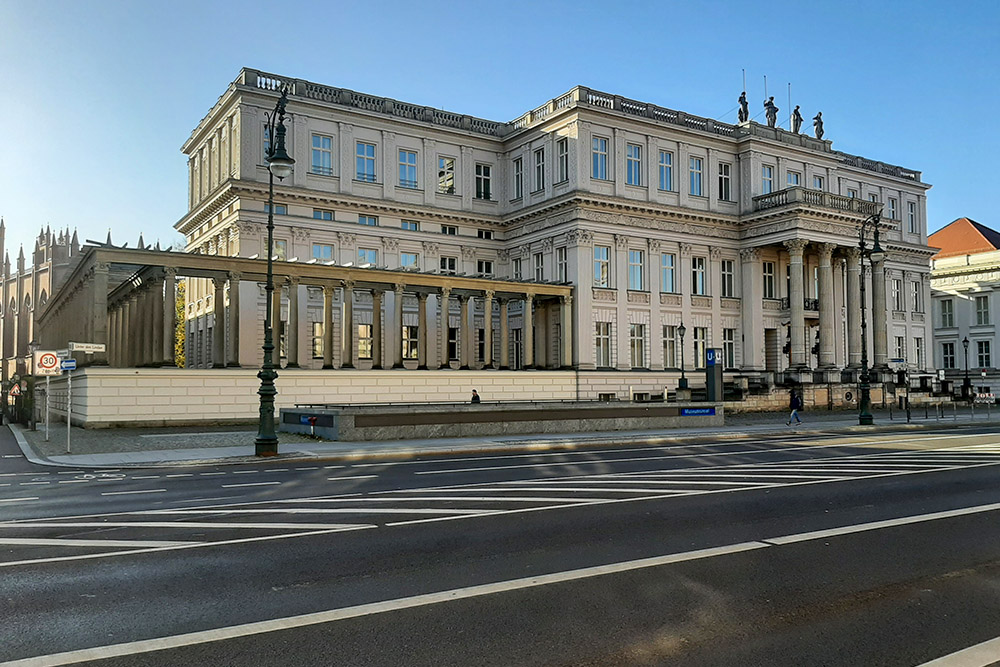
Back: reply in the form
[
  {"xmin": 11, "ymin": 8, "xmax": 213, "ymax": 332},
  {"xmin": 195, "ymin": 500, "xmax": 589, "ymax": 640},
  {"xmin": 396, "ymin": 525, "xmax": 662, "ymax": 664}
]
[
  {"xmin": 38, "ymin": 290, "xmax": 47, "ymax": 307},
  {"xmin": 24, "ymin": 294, "xmax": 32, "ymax": 311},
  {"xmin": 8, "ymin": 298, "xmax": 16, "ymax": 314}
]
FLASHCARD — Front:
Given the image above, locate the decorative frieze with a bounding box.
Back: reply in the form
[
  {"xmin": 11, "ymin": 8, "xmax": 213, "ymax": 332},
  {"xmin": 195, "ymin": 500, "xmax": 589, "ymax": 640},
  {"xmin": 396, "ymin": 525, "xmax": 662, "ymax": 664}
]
[
  {"xmin": 593, "ymin": 288, "xmax": 617, "ymax": 303},
  {"xmin": 627, "ymin": 291, "xmax": 650, "ymax": 304},
  {"xmin": 691, "ymin": 296, "xmax": 712, "ymax": 309},
  {"xmin": 660, "ymin": 293, "xmax": 682, "ymax": 306}
]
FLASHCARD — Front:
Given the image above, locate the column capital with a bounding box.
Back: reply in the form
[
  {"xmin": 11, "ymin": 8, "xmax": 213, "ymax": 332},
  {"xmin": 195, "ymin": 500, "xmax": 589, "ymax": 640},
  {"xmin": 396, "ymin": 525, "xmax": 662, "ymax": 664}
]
[
  {"xmin": 288, "ymin": 275, "xmax": 300, "ymax": 287},
  {"xmin": 163, "ymin": 267, "xmax": 178, "ymax": 279},
  {"xmin": 561, "ymin": 294, "xmax": 573, "ymax": 306},
  {"xmin": 416, "ymin": 292, "xmax": 429, "ymax": 302},
  {"xmin": 679, "ymin": 243, "xmax": 693, "ymax": 257},
  {"xmin": 227, "ymin": 271, "xmax": 242, "ymax": 282},
  {"xmin": 844, "ymin": 247, "xmax": 862, "ymax": 262},
  {"xmin": 394, "ymin": 282, "xmax": 406, "ymax": 294},
  {"xmin": 784, "ymin": 239, "xmax": 808, "ymax": 256},
  {"xmin": 340, "ymin": 279, "xmax": 355, "ymax": 290},
  {"xmin": 323, "ymin": 284, "xmax": 336, "ymax": 297},
  {"xmin": 614, "ymin": 234, "xmax": 629, "ymax": 249},
  {"xmin": 212, "ymin": 275, "xmax": 227, "ymax": 288},
  {"xmin": 739, "ymin": 247, "xmax": 760, "ymax": 263},
  {"xmin": 648, "ymin": 238, "xmax": 662, "ymax": 252},
  {"xmin": 817, "ymin": 242, "xmax": 836, "ymax": 262},
  {"xmin": 456, "ymin": 293, "xmax": 469, "ymax": 303},
  {"xmin": 484, "ymin": 290, "xmax": 495, "ymax": 300},
  {"xmin": 372, "ymin": 287, "xmax": 385, "ymax": 298},
  {"xmin": 440, "ymin": 286, "xmax": 451, "ymax": 298}
]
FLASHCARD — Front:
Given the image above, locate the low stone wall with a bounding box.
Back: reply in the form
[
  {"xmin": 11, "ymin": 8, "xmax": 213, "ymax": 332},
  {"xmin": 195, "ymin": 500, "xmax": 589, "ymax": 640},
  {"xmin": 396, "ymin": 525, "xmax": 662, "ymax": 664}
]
[{"xmin": 279, "ymin": 402, "xmax": 723, "ymax": 441}]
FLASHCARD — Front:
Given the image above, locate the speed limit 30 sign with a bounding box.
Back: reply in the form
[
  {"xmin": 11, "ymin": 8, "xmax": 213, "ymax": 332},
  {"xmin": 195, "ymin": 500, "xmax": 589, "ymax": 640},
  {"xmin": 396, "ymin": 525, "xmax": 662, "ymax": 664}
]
[{"xmin": 34, "ymin": 350, "xmax": 62, "ymax": 376}]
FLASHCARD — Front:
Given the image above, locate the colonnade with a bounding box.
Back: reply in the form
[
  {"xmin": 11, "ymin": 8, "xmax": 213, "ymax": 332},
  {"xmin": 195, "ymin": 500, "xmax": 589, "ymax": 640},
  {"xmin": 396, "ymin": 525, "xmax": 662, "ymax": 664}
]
[{"xmin": 108, "ymin": 268, "xmax": 178, "ymax": 367}]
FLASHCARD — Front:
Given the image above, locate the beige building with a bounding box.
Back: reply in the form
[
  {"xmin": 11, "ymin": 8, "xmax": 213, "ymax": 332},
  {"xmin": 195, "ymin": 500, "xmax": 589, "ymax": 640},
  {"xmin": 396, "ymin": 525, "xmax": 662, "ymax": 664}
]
[{"xmin": 175, "ymin": 68, "xmax": 933, "ymax": 392}]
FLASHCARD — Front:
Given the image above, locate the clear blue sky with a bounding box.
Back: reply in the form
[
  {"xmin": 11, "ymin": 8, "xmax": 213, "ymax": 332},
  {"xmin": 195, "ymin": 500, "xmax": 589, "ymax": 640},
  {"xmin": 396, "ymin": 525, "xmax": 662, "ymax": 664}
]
[{"xmin": 1, "ymin": 0, "xmax": 998, "ymax": 260}]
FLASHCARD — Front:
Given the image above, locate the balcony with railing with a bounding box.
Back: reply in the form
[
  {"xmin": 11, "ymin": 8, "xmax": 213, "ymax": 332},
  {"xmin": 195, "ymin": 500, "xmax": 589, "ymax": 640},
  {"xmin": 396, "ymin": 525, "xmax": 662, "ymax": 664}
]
[
  {"xmin": 753, "ymin": 187, "xmax": 883, "ymax": 216},
  {"xmin": 779, "ymin": 297, "xmax": 820, "ymax": 311}
]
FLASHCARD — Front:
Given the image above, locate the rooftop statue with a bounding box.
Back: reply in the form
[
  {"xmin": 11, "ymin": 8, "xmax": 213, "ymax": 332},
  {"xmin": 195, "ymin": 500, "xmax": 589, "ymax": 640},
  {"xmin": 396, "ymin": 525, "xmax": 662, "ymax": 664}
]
[
  {"xmin": 737, "ymin": 91, "xmax": 749, "ymax": 123},
  {"xmin": 791, "ymin": 105, "xmax": 803, "ymax": 134},
  {"xmin": 764, "ymin": 97, "xmax": 779, "ymax": 128},
  {"xmin": 813, "ymin": 111, "xmax": 824, "ymax": 139}
]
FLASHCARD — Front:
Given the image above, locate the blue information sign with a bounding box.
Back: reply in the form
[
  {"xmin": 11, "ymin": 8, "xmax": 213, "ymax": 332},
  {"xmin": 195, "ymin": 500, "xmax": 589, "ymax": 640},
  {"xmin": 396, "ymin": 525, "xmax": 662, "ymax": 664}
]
[
  {"xmin": 681, "ymin": 407, "xmax": 716, "ymax": 416},
  {"xmin": 705, "ymin": 349, "xmax": 716, "ymax": 367},
  {"xmin": 60, "ymin": 359, "xmax": 77, "ymax": 371}
]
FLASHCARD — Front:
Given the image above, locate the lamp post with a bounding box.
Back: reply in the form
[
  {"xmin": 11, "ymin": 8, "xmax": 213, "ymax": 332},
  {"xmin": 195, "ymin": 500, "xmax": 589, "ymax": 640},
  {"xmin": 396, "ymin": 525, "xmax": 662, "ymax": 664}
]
[
  {"xmin": 255, "ymin": 88, "xmax": 295, "ymax": 457},
  {"xmin": 678, "ymin": 322, "xmax": 688, "ymax": 389},
  {"xmin": 857, "ymin": 212, "xmax": 885, "ymax": 425},
  {"xmin": 962, "ymin": 336, "xmax": 971, "ymax": 400}
]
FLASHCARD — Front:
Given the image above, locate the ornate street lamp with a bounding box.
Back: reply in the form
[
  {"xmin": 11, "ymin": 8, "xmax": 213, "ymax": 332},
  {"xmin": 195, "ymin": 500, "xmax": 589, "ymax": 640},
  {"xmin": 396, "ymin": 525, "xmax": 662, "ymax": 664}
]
[
  {"xmin": 962, "ymin": 336, "xmax": 971, "ymax": 400},
  {"xmin": 678, "ymin": 322, "xmax": 688, "ymax": 390},
  {"xmin": 857, "ymin": 212, "xmax": 885, "ymax": 425},
  {"xmin": 256, "ymin": 88, "xmax": 295, "ymax": 457}
]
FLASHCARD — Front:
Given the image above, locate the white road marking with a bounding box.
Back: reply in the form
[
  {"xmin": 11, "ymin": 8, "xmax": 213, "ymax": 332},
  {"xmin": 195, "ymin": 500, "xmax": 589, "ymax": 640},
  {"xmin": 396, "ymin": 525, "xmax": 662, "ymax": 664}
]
[
  {"xmin": 230, "ymin": 470, "xmax": 257, "ymax": 475},
  {"xmin": 101, "ymin": 489, "xmax": 166, "ymax": 496},
  {"xmin": 16, "ymin": 498, "xmax": 1000, "ymax": 667},
  {"xmin": 0, "ymin": 497, "xmax": 38, "ymax": 503},
  {"xmin": 0, "ymin": 537, "xmax": 196, "ymax": 548},
  {"xmin": 918, "ymin": 634, "xmax": 1000, "ymax": 666},
  {"xmin": 199, "ymin": 472, "xmax": 227, "ymax": 476},
  {"xmin": 19, "ymin": 482, "xmax": 50, "ymax": 486},
  {"xmin": 57, "ymin": 480, "xmax": 89, "ymax": 484},
  {"xmin": 165, "ymin": 474, "xmax": 194, "ymax": 478},
  {"xmin": 0, "ymin": 521, "xmax": 367, "ymax": 531},
  {"xmin": 131, "ymin": 476, "xmax": 160, "ymax": 480},
  {"xmin": 327, "ymin": 475, "xmax": 378, "ymax": 481},
  {"xmin": 288, "ymin": 496, "xmax": 611, "ymax": 504},
  {"xmin": 222, "ymin": 482, "xmax": 281, "ymax": 488},
  {"xmin": 149, "ymin": 508, "xmax": 500, "ymax": 516}
]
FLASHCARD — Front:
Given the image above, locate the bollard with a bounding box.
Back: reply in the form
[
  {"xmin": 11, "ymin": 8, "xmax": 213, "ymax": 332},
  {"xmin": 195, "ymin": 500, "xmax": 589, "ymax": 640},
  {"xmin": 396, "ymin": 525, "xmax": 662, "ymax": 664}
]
[
  {"xmin": 889, "ymin": 405, "xmax": 893, "ymax": 420},
  {"xmin": 924, "ymin": 405, "xmax": 928, "ymax": 420}
]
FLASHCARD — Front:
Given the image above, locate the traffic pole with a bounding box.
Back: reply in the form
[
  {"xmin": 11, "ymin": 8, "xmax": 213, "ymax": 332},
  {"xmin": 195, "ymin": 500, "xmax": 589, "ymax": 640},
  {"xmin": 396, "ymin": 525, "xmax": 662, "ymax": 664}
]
[
  {"xmin": 45, "ymin": 375, "xmax": 50, "ymax": 442},
  {"xmin": 66, "ymin": 371, "xmax": 72, "ymax": 454}
]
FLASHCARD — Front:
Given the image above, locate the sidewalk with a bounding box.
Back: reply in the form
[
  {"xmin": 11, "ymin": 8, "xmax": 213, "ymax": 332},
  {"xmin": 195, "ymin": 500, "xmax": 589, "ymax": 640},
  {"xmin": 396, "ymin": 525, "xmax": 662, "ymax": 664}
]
[{"xmin": 8, "ymin": 406, "xmax": 998, "ymax": 468}]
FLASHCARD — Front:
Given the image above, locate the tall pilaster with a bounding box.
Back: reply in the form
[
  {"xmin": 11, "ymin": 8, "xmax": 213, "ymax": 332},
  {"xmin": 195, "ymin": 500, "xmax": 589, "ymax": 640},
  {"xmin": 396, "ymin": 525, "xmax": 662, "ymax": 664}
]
[
  {"xmin": 523, "ymin": 294, "xmax": 535, "ymax": 369},
  {"xmin": 322, "ymin": 285, "xmax": 335, "ymax": 369},
  {"xmin": 121, "ymin": 299, "xmax": 132, "ymax": 367},
  {"xmin": 817, "ymin": 243, "xmax": 837, "ymax": 369},
  {"xmin": 163, "ymin": 269, "xmax": 176, "ymax": 367},
  {"xmin": 212, "ymin": 276, "xmax": 226, "ymax": 368},
  {"xmin": 499, "ymin": 298, "xmax": 510, "ymax": 370},
  {"xmin": 417, "ymin": 292, "xmax": 429, "ymax": 370},
  {"xmin": 340, "ymin": 280, "xmax": 354, "ymax": 369},
  {"xmin": 286, "ymin": 277, "xmax": 300, "ymax": 368},
  {"xmin": 561, "ymin": 295, "xmax": 573, "ymax": 368},
  {"xmin": 271, "ymin": 281, "xmax": 283, "ymax": 369},
  {"xmin": 845, "ymin": 249, "xmax": 862, "ymax": 368},
  {"xmin": 784, "ymin": 239, "xmax": 809, "ymax": 369},
  {"xmin": 739, "ymin": 248, "xmax": 765, "ymax": 371},
  {"xmin": 227, "ymin": 272, "xmax": 241, "ymax": 367},
  {"xmin": 439, "ymin": 287, "xmax": 451, "ymax": 369},
  {"xmin": 151, "ymin": 276, "xmax": 165, "ymax": 366},
  {"xmin": 872, "ymin": 257, "xmax": 889, "ymax": 368},
  {"xmin": 458, "ymin": 294, "xmax": 470, "ymax": 370},
  {"xmin": 91, "ymin": 262, "xmax": 109, "ymax": 365},
  {"xmin": 483, "ymin": 290, "xmax": 494, "ymax": 369},
  {"xmin": 372, "ymin": 289, "xmax": 383, "ymax": 369},
  {"xmin": 392, "ymin": 284, "xmax": 405, "ymax": 369}
]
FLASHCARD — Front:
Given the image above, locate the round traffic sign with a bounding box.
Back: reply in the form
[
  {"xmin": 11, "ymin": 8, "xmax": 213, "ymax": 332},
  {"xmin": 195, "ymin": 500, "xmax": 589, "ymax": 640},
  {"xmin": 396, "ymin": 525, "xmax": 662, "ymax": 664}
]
[{"xmin": 38, "ymin": 352, "xmax": 59, "ymax": 371}]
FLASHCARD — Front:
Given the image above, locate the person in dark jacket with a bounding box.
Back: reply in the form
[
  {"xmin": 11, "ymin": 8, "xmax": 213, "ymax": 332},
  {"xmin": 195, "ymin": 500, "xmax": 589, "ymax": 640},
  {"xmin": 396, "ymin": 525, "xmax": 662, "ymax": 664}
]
[
  {"xmin": 786, "ymin": 390, "xmax": 803, "ymax": 425},
  {"xmin": 471, "ymin": 389, "xmax": 481, "ymax": 404}
]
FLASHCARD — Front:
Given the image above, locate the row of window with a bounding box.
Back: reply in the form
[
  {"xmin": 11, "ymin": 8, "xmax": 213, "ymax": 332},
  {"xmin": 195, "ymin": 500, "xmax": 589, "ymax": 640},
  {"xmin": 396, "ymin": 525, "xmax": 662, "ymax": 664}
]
[
  {"xmin": 891, "ymin": 278, "xmax": 926, "ymax": 313},
  {"xmin": 941, "ymin": 339, "xmax": 990, "ymax": 369},
  {"xmin": 593, "ymin": 248, "xmax": 736, "ymax": 296},
  {"xmin": 939, "ymin": 295, "xmax": 991, "ymax": 328},
  {"xmin": 304, "ymin": 323, "xmax": 507, "ymax": 364},
  {"xmin": 272, "ymin": 204, "xmax": 496, "ymax": 239},
  {"xmin": 594, "ymin": 322, "xmax": 737, "ymax": 370}
]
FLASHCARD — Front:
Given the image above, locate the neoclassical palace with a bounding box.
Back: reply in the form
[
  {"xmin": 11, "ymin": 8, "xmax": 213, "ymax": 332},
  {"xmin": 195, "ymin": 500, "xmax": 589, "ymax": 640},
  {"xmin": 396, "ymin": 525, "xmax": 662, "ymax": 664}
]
[{"xmin": 173, "ymin": 68, "xmax": 933, "ymax": 388}]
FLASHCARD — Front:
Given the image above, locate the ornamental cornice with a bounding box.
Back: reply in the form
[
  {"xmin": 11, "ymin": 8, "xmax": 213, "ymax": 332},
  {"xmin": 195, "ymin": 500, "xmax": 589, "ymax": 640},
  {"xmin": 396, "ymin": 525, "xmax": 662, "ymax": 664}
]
[
  {"xmin": 461, "ymin": 246, "xmax": 477, "ymax": 259},
  {"xmin": 382, "ymin": 238, "xmax": 399, "ymax": 251}
]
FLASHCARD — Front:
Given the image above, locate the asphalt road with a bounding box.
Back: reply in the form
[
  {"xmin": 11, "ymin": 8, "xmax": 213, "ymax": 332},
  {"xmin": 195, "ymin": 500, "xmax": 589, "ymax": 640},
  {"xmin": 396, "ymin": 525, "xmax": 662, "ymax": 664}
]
[{"xmin": 3, "ymin": 426, "xmax": 1000, "ymax": 666}]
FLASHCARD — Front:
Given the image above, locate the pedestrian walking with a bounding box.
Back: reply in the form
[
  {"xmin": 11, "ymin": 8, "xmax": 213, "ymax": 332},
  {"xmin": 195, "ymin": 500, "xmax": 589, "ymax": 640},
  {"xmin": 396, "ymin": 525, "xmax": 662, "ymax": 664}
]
[
  {"xmin": 786, "ymin": 390, "xmax": 803, "ymax": 425},
  {"xmin": 471, "ymin": 389, "xmax": 481, "ymax": 404}
]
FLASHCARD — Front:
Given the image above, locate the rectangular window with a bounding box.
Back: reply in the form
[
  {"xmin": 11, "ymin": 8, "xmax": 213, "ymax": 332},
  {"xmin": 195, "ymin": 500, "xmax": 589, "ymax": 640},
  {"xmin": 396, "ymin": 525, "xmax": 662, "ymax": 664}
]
[
  {"xmin": 475, "ymin": 163, "xmax": 492, "ymax": 200},
  {"xmin": 694, "ymin": 327, "xmax": 708, "ymax": 369},
  {"xmin": 658, "ymin": 151, "xmax": 673, "ymax": 191},
  {"xmin": 477, "ymin": 229, "xmax": 494, "ymax": 239},
  {"xmin": 440, "ymin": 256, "xmax": 457, "ymax": 274},
  {"xmin": 264, "ymin": 203, "xmax": 287, "ymax": 215},
  {"xmin": 763, "ymin": 261, "xmax": 776, "ymax": 299},
  {"xmin": 869, "ymin": 193, "xmax": 879, "ymax": 203},
  {"xmin": 892, "ymin": 278, "xmax": 904, "ymax": 311},
  {"xmin": 401, "ymin": 220, "xmax": 419, "ymax": 231},
  {"xmin": 311, "ymin": 134, "xmax": 333, "ymax": 175},
  {"xmin": 661, "ymin": 253, "xmax": 676, "ymax": 293},
  {"xmin": 813, "ymin": 175, "xmax": 824, "ymax": 190},
  {"xmin": 533, "ymin": 147, "xmax": 545, "ymax": 191},
  {"xmin": 626, "ymin": 143, "xmax": 642, "ymax": 186},
  {"xmin": 721, "ymin": 259, "xmax": 735, "ymax": 297},
  {"xmin": 689, "ymin": 156, "xmax": 703, "ymax": 196},
  {"xmin": 356, "ymin": 141, "xmax": 376, "ymax": 182},
  {"xmin": 663, "ymin": 325, "xmax": 678, "ymax": 367},
  {"xmin": 977, "ymin": 295, "xmax": 990, "ymax": 325},
  {"xmin": 312, "ymin": 244, "xmax": 334, "ymax": 261},
  {"xmin": 908, "ymin": 202, "xmax": 917, "ymax": 234},
  {"xmin": 358, "ymin": 324, "xmax": 373, "ymax": 360},
  {"xmin": 556, "ymin": 247, "xmax": 567, "ymax": 283},
  {"xmin": 941, "ymin": 298, "xmax": 954, "ymax": 328},
  {"xmin": 441, "ymin": 225, "xmax": 458, "ymax": 235},
  {"xmin": 629, "ymin": 323, "xmax": 646, "ymax": 368},
  {"xmin": 718, "ymin": 163, "xmax": 732, "ymax": 201},
  {"xmin": 477, "ymin": 259, "xmax": 494, "ymax": 276},
  {"xmin": 512, "ymin": 257, "xmax": 522, "ymax": 280},
  {"xmin": 942, "ymin": 342, "xmax": 955, "ymax": 369},
  {"xmin": 533, "ymin": 252, "xmax": 544, "ymax": 281},
  {"xmin": 438, "ymin": 156, "xmax": 455, "ymax": 194},
  {"xmin": 787, "ymin": 171, "xmax": 801, "ymax": 186},
  {"xmin": 691, "ymin": 256, "xmax": 707, "ymax": 295},
  {"xmin": 398, "ymin": 149, "xmax": 418, "ymax": 188},
  {"xmin": 448, "ymin": 327, "xmax": 459, "ymax": 361},
  {"xmin": 913, "ymin": 337, "xmax": 924, "ymax": 369},
  {"xmin": 313, "ymin": 208, "xmax": 333, "ymax": 220},
  {"xmin": 895, "ymin": 336, "xmax": 906, "ymax": 360},
  {"xmin": 847, "ymin": 188, "xmax": 858, "ymax": 199},
  {"xmin": 357, "ymin": 248, "xmax": 378, "ymax": 265},
  {"xmin": 557, "ymin": 137, "xmax": 569, "ymax": 183},
  {"xmin": 400, "ymin": 252, "xmax": 419, "ymax": 268},
  {"xmin": 311, "ymin": 322, "xmax": 324, "ymax": 359},
  {"xmin": 402, "ymin": 325, "xmax": 418, "ymax": 360},
  {"xmin": 262, "ymin": 124, "xmax": 271, "ymax": 162},
  {"xmin": 888, "ymin": 197, "xmax": 898, "ymax": 220},
  {"xmin": 761, "ymin": 165, "xmax": 774, "ymax": 194},
  {"xmin": 628, "ymin": 249, "xmax": 644, "ymax": 290},
  {"xmin": 274, "ymin": 239, "xmax": 287, "ymax": 261},
  {"xmin": 513, "ymin": 157, "xmax": 523, "ymax": 199},
  {"xmin": 911, "ymin": 281, "xmax": 923, "ymax": 312},
  {"xmin": 723, "ymin": 329, "xmax": 736, "ymax": 368},
  {"xmin": 594, "ymin": 246, "xmax": 610, "ymax": 288},
  {"xmin": 592, "ymin": 136, "xmax": 608, "ymax": 180},
  {"xmin": 595, "ymin": 322, "xmax": 612, "ymax": 367},
  {"xmin": 358, "ymin": 215, "xmax": 378, "ymax": 227},
  {"xmin": 979, "ymin": 341, "xmax": 992, "ymax": 368}
]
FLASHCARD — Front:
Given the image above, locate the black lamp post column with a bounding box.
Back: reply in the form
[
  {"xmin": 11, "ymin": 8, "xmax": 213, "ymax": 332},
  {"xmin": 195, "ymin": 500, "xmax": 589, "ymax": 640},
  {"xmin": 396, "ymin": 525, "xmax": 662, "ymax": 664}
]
[
  {"xmin": 256, "ymin": 89, "xmax": 295, "ymax": 456},
  {"xmin": 962, "ymin": 336, "xmax": 971, "ymax": 401},
  {"xmin": 857, "ymin": 212, "xmax": 884, "ymax": 426},
  {"xmin": 678, "ymin": 322, "xmax": 688, "ymax": 390}
]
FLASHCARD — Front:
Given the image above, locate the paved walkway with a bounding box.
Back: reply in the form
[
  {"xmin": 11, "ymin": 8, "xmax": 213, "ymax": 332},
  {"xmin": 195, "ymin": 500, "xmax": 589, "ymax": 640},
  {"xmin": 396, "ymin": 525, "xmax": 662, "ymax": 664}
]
[{"xmin": 7, "ymin": 404, "xmax": 997, "ymax": 468}]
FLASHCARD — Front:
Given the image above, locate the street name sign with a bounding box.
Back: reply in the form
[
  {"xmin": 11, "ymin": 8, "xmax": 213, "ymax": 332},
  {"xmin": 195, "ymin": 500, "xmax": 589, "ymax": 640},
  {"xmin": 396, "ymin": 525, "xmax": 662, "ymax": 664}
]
[{"xmin": 69, "ymin": 342, "xmax": 106, "ymax": 353}]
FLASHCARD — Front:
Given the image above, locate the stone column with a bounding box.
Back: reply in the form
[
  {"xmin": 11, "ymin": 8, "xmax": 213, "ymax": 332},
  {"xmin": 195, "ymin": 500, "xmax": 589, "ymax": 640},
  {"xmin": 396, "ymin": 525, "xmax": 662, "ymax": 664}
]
[
  {"xmin": 739, "ymin": 248, "xmax": 765, "ymax": 371},
  {"xmin": 523, "ymin": 294, "xmax": 535, "ymax": 369},
  {"xmin": 340, "ymin": 280, "xmax": 354, "ymax": 369},
  {"xmin": 561, "ymin": 294, "xmax": 573, "ymax": 368},
  {"xmin": 417, "ymin": 292, "xmax": 429, "ymax": 369},
  {"xmin": 212, "ymin": 276, "xmax": 226, "ymax": 368},
  {"xmin": 483, "ymin": 290, "xmax": 495, "ymax": 369},
  {"xmin": 845, "ymin": 249, "xmax": 862, "ymax": 368},
  {"xmin": 110, "ymin": 306, "xmax": 120, "ymax": 367},
  {"xmin": 392, "ymin": 283, "xmax": 405, "ymax": 368},
  {"xmin": 91, "ymin": 262, "xmax": 110, "ymax": 365},
  {"xmin": 227, "ymin": 272, "xmax": 241, "ymax": 367},
  {"xmin": 284, "ymin": 277, "xmax": 300, "ymax": 368},
  {"xmin": 162, "ymin": 269, "xmax": 176, "ymax": 367},
  {"xmin": 458, "ymin": 294, "xmax": 470, "ymax": 370},
  {"xmin": 152, "ymin": 276, "xmax": 165, "ymax": 366},
  {"xmin": 271, "ymin": 280, "xmax": 283, "ymax": 369},
  {"xmin": 872, "ymin": 256, "xmax": 889, "ymax": 368},
  {"xmin": 372, "ymin": 289, "xmax": 383, "ymax": 369},
  {"xmin": 817, "ymin": 243, "xmax": 837, "ymax": 369},
  {"xmin": 128, "ymin": 294, "xmax": 140, "ymax": 367},
  {"xmin": 322, "ymin": 285, "xmax": 335, "ymax": 369},
  {"xmin": 439, "ymin": 287, "xmax": 451, "ymax": 369},
  {"xmin": 121, "ymin": 299, "xmax": 132, "ymax": 367},
  {"xmin": 499, "ymin": 298, "xmax": 510, "ymax": 370},
  {"xmin": 784, "ymin": 239, "xmax": 808, "ymax": 369}
]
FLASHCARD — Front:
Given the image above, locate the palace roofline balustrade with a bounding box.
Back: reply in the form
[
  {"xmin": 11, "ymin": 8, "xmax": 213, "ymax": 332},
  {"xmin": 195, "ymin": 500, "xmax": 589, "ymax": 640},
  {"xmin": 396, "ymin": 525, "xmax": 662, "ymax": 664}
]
[{"xmin": 753, "ymin": 186, "xmax": 886, "ymax": 216}]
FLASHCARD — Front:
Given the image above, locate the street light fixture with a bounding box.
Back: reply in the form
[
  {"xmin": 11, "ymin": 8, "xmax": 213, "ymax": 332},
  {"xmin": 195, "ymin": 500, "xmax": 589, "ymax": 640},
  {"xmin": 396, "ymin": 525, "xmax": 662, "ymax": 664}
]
[
  {"xmin": 962, "ymin": 336, "xmax": 971, "ymax": 400},
  {"xmin": 857, "ymin": 211, "xmax": 884, "ymax": 426},
  {"xmin": 256, "ymin": 88, "xmax": 295, "ymax": 457},
  {"xmin": 678, "ymin": 321, "xmax": 688, "ymax": 390}
]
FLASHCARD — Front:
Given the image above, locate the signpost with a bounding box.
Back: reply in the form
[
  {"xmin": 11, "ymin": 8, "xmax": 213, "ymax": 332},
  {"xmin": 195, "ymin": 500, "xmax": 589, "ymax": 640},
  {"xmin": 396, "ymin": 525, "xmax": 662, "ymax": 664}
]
[
  {"xmin": 61, "ymin": 359, "xmax": 76, "ymax": 453},
  {"xmin": 33, "ymin": 351, "xmax": 61, "ymax": 442}
]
